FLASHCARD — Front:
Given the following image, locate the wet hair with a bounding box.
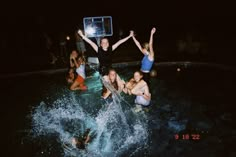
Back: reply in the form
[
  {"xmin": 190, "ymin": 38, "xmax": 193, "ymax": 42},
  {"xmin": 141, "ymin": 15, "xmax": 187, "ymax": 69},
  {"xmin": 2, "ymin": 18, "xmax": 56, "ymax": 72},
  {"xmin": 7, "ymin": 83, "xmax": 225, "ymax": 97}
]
[{"xmin": 102, "ymin": 69, "xmax": 118, "ymax": 97}]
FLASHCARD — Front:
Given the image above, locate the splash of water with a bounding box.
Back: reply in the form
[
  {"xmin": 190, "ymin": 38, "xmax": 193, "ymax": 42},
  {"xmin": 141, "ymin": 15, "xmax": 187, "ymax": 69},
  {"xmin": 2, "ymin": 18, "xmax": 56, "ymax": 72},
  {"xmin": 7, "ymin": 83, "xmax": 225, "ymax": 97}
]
[{"xmin": 31, "ymin": 74, "xmax": 148, "ymax": 157}]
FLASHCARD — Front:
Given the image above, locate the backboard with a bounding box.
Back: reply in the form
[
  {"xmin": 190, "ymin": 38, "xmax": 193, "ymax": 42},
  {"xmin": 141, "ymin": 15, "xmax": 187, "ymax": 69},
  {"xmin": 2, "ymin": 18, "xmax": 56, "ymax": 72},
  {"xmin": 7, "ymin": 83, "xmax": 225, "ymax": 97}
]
[{"xmin": 83, "ymin": 16, "xmax": 113, "ymax": 38}]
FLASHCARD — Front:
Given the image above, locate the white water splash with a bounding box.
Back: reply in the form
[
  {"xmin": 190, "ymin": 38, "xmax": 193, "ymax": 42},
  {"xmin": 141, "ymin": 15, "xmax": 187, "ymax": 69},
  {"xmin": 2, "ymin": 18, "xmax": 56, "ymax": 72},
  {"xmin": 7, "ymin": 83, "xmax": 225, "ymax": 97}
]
[{"xmin": 31, "ymin": 77, "xmax": 148, "ymax": 157}]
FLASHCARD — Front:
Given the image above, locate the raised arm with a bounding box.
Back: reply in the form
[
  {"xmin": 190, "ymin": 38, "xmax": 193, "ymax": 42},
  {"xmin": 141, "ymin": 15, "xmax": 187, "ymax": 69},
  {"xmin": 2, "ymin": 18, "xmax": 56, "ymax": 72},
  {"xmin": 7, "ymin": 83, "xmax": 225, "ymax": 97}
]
[
  {"xmin": 112, "ymin": 30, "xmax": 133, "ymax": 51},
  {"xmin": 70, "ymin": 58, "xmax": 75, "ymax": 68},
  {"xmin": 78, "ymin": 30, "xmax": 98, "ymax": 52},
  {"xmin": 132, "ymin": 35, "xmax": 145, "ymax": 54},
  {"xmin": 148, "ymin": 27, "xmax": 156, "ymax": 58}
]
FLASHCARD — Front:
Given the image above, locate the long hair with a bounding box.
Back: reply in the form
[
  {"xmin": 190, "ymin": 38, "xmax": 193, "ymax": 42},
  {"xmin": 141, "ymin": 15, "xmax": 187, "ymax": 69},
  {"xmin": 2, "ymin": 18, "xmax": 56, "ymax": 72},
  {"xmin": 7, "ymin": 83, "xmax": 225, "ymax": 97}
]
[
  {"xmin": 102, "ymin": 69, "xmax": 118, "ymax": 97},
  {"xmin": 102, "ymin": 81, "xmax": 118, "ymax": 98}
]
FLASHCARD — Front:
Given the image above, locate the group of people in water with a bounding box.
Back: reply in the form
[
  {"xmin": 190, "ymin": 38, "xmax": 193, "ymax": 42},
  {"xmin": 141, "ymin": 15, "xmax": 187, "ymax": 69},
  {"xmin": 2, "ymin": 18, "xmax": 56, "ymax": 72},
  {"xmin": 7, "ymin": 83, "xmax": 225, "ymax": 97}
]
[
  {"xmin": 65, "ymin": 27, "xmax": 156, "ymax": 149},
  {"xmin": 67, "ymin": 27, "xmax": 156, "ymax": 111}
]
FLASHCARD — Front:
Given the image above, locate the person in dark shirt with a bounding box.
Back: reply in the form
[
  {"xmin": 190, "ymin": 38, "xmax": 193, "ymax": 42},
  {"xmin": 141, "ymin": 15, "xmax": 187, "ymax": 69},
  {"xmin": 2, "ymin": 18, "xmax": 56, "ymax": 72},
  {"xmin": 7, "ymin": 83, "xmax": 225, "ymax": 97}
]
[{"xmin": 78, "ymin": 29, "xmax": 134, "ymax": 76}]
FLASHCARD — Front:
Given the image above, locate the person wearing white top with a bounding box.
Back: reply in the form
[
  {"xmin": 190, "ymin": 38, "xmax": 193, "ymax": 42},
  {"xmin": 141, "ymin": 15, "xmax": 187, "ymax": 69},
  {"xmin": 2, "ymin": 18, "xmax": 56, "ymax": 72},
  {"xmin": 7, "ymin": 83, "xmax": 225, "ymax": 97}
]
[{"xmin": 70, "ymin": 55, "xmax": 87, "ymax": 91}]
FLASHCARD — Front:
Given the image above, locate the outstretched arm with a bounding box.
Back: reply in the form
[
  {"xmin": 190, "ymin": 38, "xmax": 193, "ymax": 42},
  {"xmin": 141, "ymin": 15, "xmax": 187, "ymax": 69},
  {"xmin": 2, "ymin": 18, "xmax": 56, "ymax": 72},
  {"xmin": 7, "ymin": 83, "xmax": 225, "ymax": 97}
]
[
  {"xmin": 148, "ymin": 27, "xmax": 156, "ymax": 58},
  {"xmin": 132, "ymin": 35, "xmax": 145, "ymax": 55},
  {"xmin": 78, "ymin": 30, "xmax": 98, "ymax": 52},
  {"xmin": 112, "ymin": 30, "xmax": 134, "ymax": 51},
  {"xmin": 70, "ymin": 58, "xmax": 75, "ymax": 68}
]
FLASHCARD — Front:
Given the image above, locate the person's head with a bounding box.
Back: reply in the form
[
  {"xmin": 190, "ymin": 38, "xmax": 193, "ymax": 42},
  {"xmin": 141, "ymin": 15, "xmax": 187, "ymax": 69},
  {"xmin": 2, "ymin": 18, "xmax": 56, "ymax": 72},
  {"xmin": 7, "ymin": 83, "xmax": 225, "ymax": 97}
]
[
  {"xmin": 108, "ymin": 69, "xmax": 117, "ymax": 83},
  {"xmin": 100, "ymin": 38, "xmax": 109, "ymax": 50},
  {"xmin": 71, "ymin": 50, "xmax": 79, "ymax": 58},
  {"xmin": 142, "ymin": 42, "xmax": 149, "ymax": 51},
  {"xmin": 134, "ymin": 71, "xmax": 143, "ymax": 82},
  {"xmin": 68, "ymin": 68, "xmax": 74, "ymax": 74},
  {"xmin": 66, "ymin": 68, "xmax": 75, "ymax": 83}
]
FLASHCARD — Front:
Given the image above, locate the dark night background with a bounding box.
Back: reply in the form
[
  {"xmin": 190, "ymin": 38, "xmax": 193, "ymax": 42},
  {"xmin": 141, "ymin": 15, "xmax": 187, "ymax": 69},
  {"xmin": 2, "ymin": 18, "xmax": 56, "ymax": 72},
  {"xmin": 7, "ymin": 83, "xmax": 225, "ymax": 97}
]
[
  {"xmin": 0, "ymin": 1, "xmax": 235, "ymax": 74},
  {"xmin": 0, "ymin": 1, "xmax": 236, "ymax": 157}
]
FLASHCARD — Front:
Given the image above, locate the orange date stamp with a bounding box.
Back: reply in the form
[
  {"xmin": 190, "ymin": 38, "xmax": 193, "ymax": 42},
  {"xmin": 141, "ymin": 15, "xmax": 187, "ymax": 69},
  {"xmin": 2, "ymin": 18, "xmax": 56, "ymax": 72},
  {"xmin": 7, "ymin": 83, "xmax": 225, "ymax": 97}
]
[{"xmin": 174, "ymin": 134, "xmax": 201, "ymax": 140}]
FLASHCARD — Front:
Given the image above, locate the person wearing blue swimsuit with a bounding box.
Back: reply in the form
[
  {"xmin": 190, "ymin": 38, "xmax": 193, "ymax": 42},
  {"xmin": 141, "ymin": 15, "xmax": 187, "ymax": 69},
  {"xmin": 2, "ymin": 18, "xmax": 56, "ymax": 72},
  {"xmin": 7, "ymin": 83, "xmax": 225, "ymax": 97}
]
[{"xmin": 132, "ymin": 28, "xmax": 156, "ymax": 85}]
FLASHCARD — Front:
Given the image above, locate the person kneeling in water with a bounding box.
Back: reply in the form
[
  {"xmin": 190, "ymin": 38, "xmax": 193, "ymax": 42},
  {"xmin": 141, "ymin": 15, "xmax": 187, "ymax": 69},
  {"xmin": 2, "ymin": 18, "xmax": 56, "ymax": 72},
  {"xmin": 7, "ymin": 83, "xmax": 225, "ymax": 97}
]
[
  {"xmin": 101, "ymin": 69, "xmax": 125, "ymax": 104},
  {"xmin": 124, "ymin": 71, "xmax": 151, "ymax": 112},
  {"xmin": 132, "ymin": 27, "xmax": 156, "ymax": 86}
]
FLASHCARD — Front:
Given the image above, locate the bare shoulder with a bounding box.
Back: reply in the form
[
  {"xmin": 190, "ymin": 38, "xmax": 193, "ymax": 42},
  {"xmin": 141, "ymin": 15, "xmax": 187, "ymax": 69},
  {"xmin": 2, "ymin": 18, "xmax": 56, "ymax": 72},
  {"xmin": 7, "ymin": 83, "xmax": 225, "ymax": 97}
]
[{"xmin": 140, "ymin": 80, "xmax": 147, "ymax": 86}]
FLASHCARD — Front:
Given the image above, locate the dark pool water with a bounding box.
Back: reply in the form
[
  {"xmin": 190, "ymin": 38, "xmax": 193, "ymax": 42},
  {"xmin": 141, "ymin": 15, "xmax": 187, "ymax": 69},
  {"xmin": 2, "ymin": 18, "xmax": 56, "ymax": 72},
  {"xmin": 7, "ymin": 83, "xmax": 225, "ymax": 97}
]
[{"xmin": 1, "ymin": 63, "xmax": 236, "ymax": 157}]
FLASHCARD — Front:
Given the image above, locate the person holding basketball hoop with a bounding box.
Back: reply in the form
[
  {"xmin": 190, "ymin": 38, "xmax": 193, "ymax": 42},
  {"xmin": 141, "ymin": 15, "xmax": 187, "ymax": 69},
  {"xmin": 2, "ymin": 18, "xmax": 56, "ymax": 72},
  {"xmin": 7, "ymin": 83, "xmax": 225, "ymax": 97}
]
[{"xmin": 77, "ymin": 29, "xmax": 134, "ymax": 76}]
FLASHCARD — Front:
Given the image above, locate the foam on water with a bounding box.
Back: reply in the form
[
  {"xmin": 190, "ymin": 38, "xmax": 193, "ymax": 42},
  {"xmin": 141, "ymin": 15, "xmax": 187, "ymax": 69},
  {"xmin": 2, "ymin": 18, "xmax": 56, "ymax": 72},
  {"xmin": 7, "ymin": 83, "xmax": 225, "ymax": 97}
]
[{"xmin": 31, "ymin": 75, "xmax": 148, "ymax": 157}]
